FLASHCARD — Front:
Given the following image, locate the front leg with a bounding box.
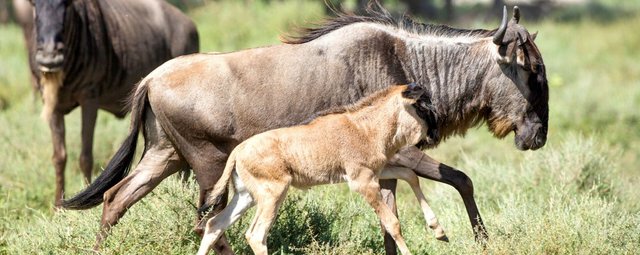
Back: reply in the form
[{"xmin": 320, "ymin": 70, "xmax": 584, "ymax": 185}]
[
  {"xmin": 347, "ymin": 168, "xmax": 412, "ymax": 255},
  {"xmin": 380, "ymin": 166, "xmax": 447, "ymax": 241},
  {"xmin": 390, "ymin": 146, "xmax": 488, "ymax": 242},
  {"xmin": 48, "ymin": 111, "xmax": 66, "ymax": 207},
  {"xmin": 380, "ymin": 179, "xmax": 399, "ymax": 255},
  {"xmin": 80, "ymin": 102, "xmax": 98, "ymax": 184}
]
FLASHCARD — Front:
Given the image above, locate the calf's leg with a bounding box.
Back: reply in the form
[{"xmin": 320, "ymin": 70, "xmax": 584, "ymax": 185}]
[
  {"xmin": 348, "ymin": 168, "xmax": 412, "ymax": 255},
  {"xmin": 380, "ymin": 166, "xmax": 447, "ymax": 241},
  {"xmin": 198, "ymin": 172, "xmax": 255, "ymax": 255},
  {"xmin": 244, "ymin": 181, "xmax": 290, "ymax": 255}
]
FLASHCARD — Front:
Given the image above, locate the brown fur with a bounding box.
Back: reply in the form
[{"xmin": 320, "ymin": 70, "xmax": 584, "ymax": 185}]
[
  {"xmin": 197, "ymin": 85, "xmax": 440, "ymax": 255},
  {"xmin": 488, "ymin": 116, "xmax": 515, "ymax": 139},
  {"xmin": 40, "ymin": 72, "xmax": 64, "ymax": 121}
]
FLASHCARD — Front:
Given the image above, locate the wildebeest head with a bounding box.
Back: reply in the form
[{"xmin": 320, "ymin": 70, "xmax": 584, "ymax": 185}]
[
  {"xmin": 31, "ymin": 0, "xmax": 71, "ymax": 72},
  {"xmin": 488, "ymin": 6, "xmax": 548, "ymax": 151},
  {"xmin": 402, "ymin": 83, "xmax": 440, "ymax": 148}
]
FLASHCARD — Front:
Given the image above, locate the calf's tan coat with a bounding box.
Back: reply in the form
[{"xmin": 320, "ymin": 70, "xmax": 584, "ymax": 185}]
[{"xmin": 197, "ymin": 84, "xmax": 443, "ymax": 255}]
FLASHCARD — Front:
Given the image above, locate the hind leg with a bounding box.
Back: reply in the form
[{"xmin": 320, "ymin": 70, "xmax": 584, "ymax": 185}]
[
  {"xmin": 197, "ymin": 172, "xmax": 255, "ymax": 255},
  {"xmin": 96, "ymin": 143, "xmax": 186, "ymax": 249},
  {"xmin": 380, "ymin": 166, "xmax": 447, "ymax": 241},
  {"xmin": 244, "ymin": 179, "xmax": 290, "ymax": 255},
  {"xmin": 188, "ymin": 144, "xmax": 235, "ymax": 254}
]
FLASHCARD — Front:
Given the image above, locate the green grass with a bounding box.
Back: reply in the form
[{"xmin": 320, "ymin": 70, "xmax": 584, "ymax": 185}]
[
  {"xmin": 1, "ymin": 0, "xmax": 640, "ymax": 254},
  {"xmin": 190, "ymin": 0, "xmax": 324, "ymax": 53}
]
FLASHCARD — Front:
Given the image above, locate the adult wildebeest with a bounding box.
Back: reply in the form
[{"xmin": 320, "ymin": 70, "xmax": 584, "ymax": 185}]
[
  {"xmin": 27, "ymin": 0, "xmax": 199, "ymax": 206},
  {"xmin": 197, "ymin": 84, "xmax": 442, "ymax": 255},
  {"xmin": 63, "ymin": 4, "xmax": 547, "ymax": 254}
]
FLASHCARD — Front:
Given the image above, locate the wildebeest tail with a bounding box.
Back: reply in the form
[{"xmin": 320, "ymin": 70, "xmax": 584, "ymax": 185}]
[
  {"xmin": 198, "ymin": 149, "xmax": 237, "ymax": 215},
  {"xmin": 61, "ymin": 80, "xmax": 150, "ymax": 210}
]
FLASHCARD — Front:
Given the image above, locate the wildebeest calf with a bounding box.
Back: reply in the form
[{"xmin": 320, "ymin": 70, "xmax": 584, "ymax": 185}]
[{"xmin": 197, "ymin": 84, "xmax": 442, "ymax": 255}]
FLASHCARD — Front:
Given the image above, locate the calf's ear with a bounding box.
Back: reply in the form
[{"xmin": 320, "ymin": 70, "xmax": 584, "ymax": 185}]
[{"xmin": 402, "ymin": 83, "xmax": 425, "ymax": 100}]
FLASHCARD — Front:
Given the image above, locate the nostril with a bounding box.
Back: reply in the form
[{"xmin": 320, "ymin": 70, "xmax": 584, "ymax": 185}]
[
  {"xmin": 55, "ymin": 42, "xmax": 65, "ymax": 51},
  {"xmin": 532, "ymin": 133, "xmax": 546, "ymax": 149}
]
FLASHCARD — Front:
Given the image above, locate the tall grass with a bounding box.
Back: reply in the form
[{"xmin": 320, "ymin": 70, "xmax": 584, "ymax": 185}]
[
  {"xmin": 1, "ymin": 0, "xmax": 640, "ymax": 254},
  {"xmin": 4, "ymin": 135, "xmax": 638, "ymax": 254}
]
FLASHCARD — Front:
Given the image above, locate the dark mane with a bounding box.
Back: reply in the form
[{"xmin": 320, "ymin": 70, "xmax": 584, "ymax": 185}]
[
  {"xmin": 284, "ymin": 1, "xmax": 496, "ymax": 44},
  {"xmin": 301, "ymin": 85, "xmax": 401, "ymax": 125}
]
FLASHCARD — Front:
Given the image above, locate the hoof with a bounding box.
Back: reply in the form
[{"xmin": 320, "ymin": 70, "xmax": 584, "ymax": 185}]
[
  {"xmin": 436, "ymin": 234, "xmax": 449, "ymax": 242},
  {"xmin": 431, "ymin": 225, "xmax": 448, "ymax": 242}
]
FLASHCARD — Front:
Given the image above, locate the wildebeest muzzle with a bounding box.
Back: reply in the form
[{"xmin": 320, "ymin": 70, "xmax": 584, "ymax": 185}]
[
  {"xmin": 515, "ymin": 119, "xmax": 547, "ymax": 151},
  {"xmin": 35, "ymin": 42, "xmax": 64, "ymax": 72}
]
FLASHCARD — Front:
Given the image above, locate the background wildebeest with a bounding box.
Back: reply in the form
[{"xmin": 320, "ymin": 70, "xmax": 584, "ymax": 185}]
[
  {"xmin": 27, "ymin": 0, "xmax": 199, "ymax": 206},
  {"xmin": 63, "ymin": 4, "xmax": 547, "ymax": 254}
]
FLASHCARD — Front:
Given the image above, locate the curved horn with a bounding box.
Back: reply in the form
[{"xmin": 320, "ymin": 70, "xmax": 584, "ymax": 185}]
[
  {"xmin": 493, "ymin": 6, "xmax": 508, "ymax": 45},
  {"xmin": 513, "ymin": 6, "xmax": 520, "ymax": 23}
]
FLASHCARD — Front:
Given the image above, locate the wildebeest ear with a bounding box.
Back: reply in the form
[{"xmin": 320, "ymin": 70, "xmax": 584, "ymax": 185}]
[
  {"xmin": 513, "ymin": 6, "xmax": 520, "ymax": 24},
  {"xmin": 531, "ymin": 31, "xmax": 538, "ymax": 41},
  {"xmin": 402, "ymin": 83, "xmax": 425, "ymax": 100}
]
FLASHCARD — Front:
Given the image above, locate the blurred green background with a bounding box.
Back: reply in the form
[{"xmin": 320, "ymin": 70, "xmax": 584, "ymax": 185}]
[{"xmin": 1, "ymin": 0, "xmax": 639, "ymax": 254}]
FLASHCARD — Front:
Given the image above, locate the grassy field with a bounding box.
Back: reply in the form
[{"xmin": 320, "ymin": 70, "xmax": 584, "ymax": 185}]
[{"xmin": 1, "ymin": 0, "xmax": 640, "ymax": 254}]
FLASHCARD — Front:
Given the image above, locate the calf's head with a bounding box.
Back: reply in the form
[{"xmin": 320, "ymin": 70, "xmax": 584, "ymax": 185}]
[
  {"xmin": 401, "ymin": 83, "xmax": 440, "ymax": 148},
  {"xmin": 487, "ymin": 6, "xmax": 549, "ymax": 151},
  {"xmin": 31, "ymin": 0, "xmax": 71, "ymax": 72}
]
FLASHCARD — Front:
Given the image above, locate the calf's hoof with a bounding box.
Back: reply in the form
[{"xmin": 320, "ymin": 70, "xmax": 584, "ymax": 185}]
[{"xmin": 436, "ymin": 234, "xmax": 449, "ymax": 242}]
